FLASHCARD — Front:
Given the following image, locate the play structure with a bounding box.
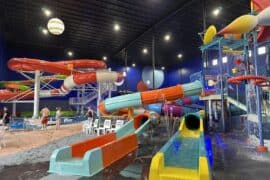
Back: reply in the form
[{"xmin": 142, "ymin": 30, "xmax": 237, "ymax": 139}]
[
  {"xmin": 149, "ymin": 111, "xmax": 210, "ymax": 180},
  {"xmin": 200, "ymin": 0, "xmax": 270, "ymax": 152}
]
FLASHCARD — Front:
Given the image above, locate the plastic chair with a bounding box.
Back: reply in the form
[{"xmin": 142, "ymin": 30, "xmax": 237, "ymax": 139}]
[
  {"xmin": 98, "ymin": 119, "xmax": 112, "ymax": 135},
  {"xmin": 93, "ymin": 119, "xmax": 99, "ymax": 135},
  {"xmin": 111, "ymin": 120, "xmax": 124, "ymax": 132},
  {"xmin": 82, "ymin": 117, "xmax": 95, "ymax": 135},
  {"xmin": 82, "ymin": 122, "xmax": 91, "ymax": 135}
]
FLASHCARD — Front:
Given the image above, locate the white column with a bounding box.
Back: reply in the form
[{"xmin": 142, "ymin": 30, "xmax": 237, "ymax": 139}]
[
  {"xmin": 108, "ymin": 83, "xmax": 112, "ymax": 98},
  {"xmin": 12, "ymin": 102, "xmax": 16, "ymax": 117},
  {"xmin": 208, "ymin": 100, "xmax": 213, "ymax": 128},
  {"xmin": 96, "ymin": 83, "xmax": 102, "ymax": 128},
  {"xmin": 32, "ymin": 70, "xmax": 40, "ymax": 119}
]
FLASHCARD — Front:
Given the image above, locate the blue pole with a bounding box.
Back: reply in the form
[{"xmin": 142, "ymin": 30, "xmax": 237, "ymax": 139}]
[
  {"xmin": 253, "ymin": 30, "xmax": 264, "ymax": 146},
  {"xmin": 243, "ymin": 33, "xmax": 251, "ymax": 136},
  {"xmin": 218, "ymin": 39, "xmax": 225, "ymax": 132}
]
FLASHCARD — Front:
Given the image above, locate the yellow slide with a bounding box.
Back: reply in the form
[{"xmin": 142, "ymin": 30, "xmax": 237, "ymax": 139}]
[{"xmin": 149, "ymin": 111, "xmax": 211, "ymax": 180}]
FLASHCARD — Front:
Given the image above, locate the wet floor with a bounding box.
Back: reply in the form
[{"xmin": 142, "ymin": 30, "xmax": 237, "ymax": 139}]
[
  {"xmin": 212, "ymin": 132, "xmax": 270, "ymax": 180},
  {"xmin": 0, "ymin": 161, "xmax": 49, "ymax": 180},
  {"xmin": 1, "ymin": 127, "xmax": 270, "ymax": 179}
]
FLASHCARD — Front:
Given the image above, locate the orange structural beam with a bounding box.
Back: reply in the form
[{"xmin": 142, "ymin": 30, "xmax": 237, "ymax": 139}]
[{"xmin": 4, "ymin": 83, "xmax": 22, "ymax": 90}]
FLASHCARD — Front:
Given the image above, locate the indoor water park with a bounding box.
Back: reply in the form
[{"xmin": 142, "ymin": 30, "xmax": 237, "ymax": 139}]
[{"xmin": 1, "ymin": 0, "xmax": 270, "ymax": 179}]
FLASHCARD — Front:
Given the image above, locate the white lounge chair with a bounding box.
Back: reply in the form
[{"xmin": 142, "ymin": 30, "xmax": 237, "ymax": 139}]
[
  {"xmin": 111, "ymin": 120, "xmax": 124, "ymax": 132},
  {"xmin": 98, "ymin": 119, "xmax": 111, "ymax": 135},
  {"xmin": 93, "ymin": 119, "xmax": 99, "ymax": 135},
  {"xmin": 82, "ymin": 119, "xmax": 94, "ymax": 135}
]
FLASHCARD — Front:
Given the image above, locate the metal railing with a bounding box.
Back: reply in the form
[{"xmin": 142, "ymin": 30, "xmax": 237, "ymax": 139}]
[{"xmin": 69, "ymin": 91, "xmax": 98, "ymax": 105}]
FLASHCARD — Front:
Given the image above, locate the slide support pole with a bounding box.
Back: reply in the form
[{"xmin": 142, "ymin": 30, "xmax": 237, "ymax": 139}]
[{"xmin": 32, "ymin": 70, "xmax": 40, "ymax": 119}]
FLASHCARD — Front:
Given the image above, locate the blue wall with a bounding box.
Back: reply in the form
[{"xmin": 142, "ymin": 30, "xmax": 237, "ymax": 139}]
[
  {"xmin": 110, "ymin": 65, "xmax": 143, "ymax": 92},
  {"xmin": 164, "ymin": 57, "xmax": 203, "ymax": 87},
  {"xmin": 108, "ymin": 56, "xmax": 203, "ymax": 92}
]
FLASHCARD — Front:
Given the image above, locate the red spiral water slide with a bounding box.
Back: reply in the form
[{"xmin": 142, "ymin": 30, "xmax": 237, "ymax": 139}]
[{"xmin": 0, "ymin": 58, "xmax": 123, "ymax": 101}]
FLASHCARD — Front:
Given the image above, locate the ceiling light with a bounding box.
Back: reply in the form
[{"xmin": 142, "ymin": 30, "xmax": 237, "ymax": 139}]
[
  {"xmin": 146, "ymin": 80, "xmax": 151, "ymax": 85},
  {"xmin": 258, "ymin": 46, "xmax": 266, "ymax": 55},
  {"xmin": 161, "ymin": 66, "xmax": 165, "ymax": 70},
  {"xmin": 212, "ymin": 59, "xmax": 218, "ymax": 66},
  {"xmin": 47, "ymin": 18, "xmax": 65, "ymax": 35},
  {"xmin": 67, "ymin": 51, "xmax": 73, "ymax": 57},
  {"xmin": 164, "ymin": 34, "xmax": 171, "ymax": 41},
  {"xmin": 114, "ymin": 23, "xmax": 120, "ymax": 31},
  {"xmin": 123, "ymin": 71, "xmax": 127, "ymax": 77},
  {"xmin": 212, "ymin": 7, "xmax": 221, "ymax": 16},
  {"xmin": 222, "ymin": 56, "xmax": 228, "ymax": 63},
  {"xmin": 42, "ymin": 28, "xmax": 48, "ymax": 35},
  {"xmin": 126, "ymin": 67, "xmax": 130, "ymax": 71},
  {"xmin": 142, "ymin": 48, "xmax": 148, "ymax": 54},
  {"xmin": 42, "ymin": 8, "xmax": 52, "ymax": 17},
  {"xmin": 102, "ymin": 56, "xmax": 107, "ymax": 61},
  {"xmin": 132, "ymin": 63, "xmax": 136, "ymax": 67},
  {"xmin": 208, "ymin": 80, "xmax": 215, "ymax": 86},
  {"xmin": 177, "ymin": 53, "xmax": 183, "ymax": 59},
  {"xmin": 249, "ymin": 50, "xmax": 252, "ymax": 57}
]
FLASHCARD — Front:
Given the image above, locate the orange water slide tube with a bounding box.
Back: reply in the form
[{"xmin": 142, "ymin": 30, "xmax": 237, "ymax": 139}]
[
  {"xmin": 0, "ymin": 58, "xmax": 123, "ymax": 101},
  {"xmin": 8, "ymin": 58, "xmax": 107, "ymax": 75},
  {"xmin": 99, "ymin": 80, "xmax": 202, "ymax": 115}
]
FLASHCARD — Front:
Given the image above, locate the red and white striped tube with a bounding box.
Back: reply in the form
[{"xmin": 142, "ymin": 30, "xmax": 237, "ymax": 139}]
[{"xmin": 40, "ymin": 71, "xmax": 123, "ymax": 97}]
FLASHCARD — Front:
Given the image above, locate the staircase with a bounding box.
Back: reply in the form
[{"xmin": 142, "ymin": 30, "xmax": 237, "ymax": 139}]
[
  {"xmin": 69, "ymin": 88, "xmax": 110, "ymax": 113},
  {"xmin": 69, "ymin": 91, "xmax": 99, "ymax": 106},
  {"xmin": 227, "ymin": 96, "xmax": 247, "ymax": 112}
]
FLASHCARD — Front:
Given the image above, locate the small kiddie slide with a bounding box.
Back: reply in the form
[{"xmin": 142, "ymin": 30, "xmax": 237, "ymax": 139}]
[
  {"xmin": 149, "ymin": 111, "xmax": 211, "ymax": 180},
  {"xmin": 48, "ymin": 116, "xmax": 153, "ymax": 177},
  {"xmin": 49, "ymin": 80, "xmax": 203, "ymax": 177}
]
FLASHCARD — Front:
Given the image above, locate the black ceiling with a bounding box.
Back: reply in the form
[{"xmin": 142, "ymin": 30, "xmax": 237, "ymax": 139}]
[{"xmin": 0, "ymin": 0, "xmax": 250, "ymax": 68}]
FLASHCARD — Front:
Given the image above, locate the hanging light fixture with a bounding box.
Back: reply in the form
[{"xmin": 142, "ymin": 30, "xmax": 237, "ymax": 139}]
[{"xmin": 47, "ymin": 18, "xmax": 65, "ymax": 35}]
